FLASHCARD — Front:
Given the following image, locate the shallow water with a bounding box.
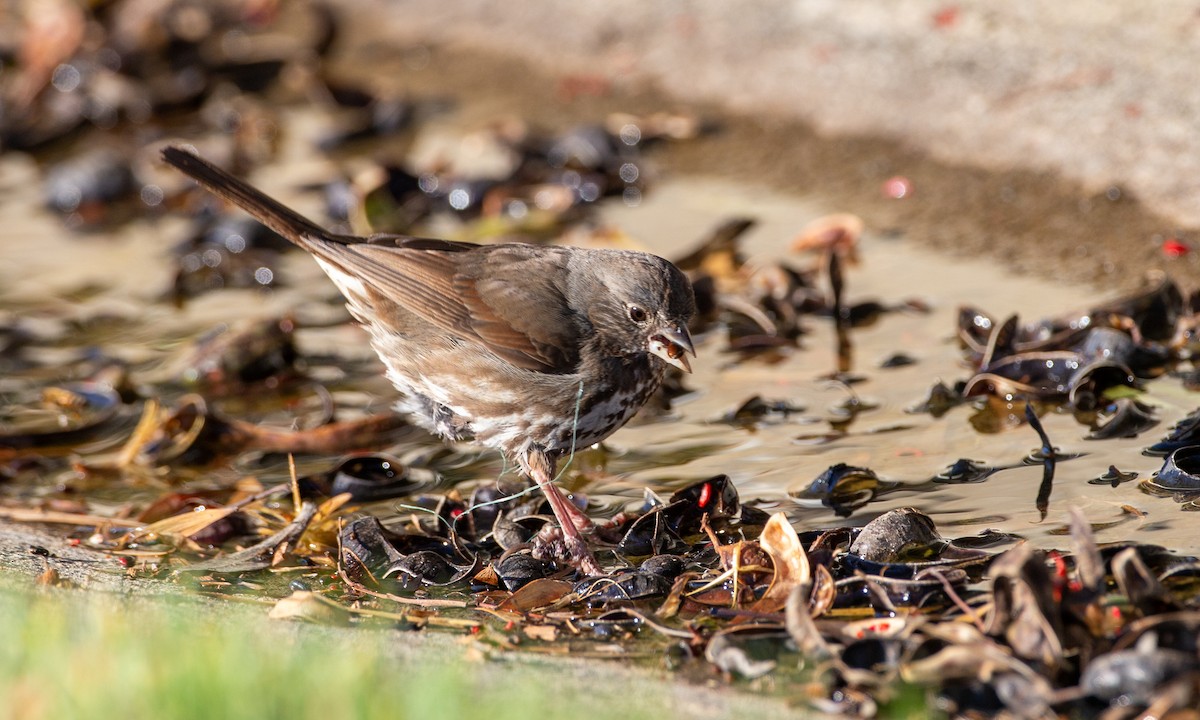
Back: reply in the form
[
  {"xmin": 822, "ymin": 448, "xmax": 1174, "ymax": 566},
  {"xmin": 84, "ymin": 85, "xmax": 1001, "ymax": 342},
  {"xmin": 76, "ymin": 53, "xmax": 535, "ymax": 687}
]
[
  {"xmin": 2, "ymin": 108, "xmax": 1197, "ymax": 560},
  {"xmin": 600, "ymin": 178, "xmax": 1198, "ymax": 552}
]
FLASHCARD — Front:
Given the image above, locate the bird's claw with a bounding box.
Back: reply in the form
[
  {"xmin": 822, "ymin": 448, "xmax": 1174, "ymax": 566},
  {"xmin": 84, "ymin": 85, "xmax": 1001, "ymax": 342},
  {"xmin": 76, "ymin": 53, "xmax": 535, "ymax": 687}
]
[{"xmin": 533, "ymin": 524, "xmax": 603, "ymax": 576}]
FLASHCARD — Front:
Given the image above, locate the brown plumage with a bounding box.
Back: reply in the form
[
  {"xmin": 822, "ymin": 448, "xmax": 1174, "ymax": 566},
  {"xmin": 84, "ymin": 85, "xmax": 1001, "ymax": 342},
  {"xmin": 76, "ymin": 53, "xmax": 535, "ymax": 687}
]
[{"xmin": 162, "ymin": 147, "xmax": 696, "ymax": 574}]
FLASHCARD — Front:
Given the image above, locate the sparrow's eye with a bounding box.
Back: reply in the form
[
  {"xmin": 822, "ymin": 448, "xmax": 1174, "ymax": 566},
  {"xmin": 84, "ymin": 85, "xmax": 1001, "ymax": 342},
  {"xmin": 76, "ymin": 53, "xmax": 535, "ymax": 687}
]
[{"xmin": 628, "ymin": 305, "xmax": 648, "ymax": 323}]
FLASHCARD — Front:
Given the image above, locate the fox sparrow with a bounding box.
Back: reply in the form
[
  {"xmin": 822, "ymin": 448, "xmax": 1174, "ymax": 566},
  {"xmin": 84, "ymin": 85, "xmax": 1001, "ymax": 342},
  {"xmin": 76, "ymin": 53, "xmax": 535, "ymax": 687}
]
[{"xmin": 162, "ymin": 147, "xmax": 696, "ymax": 575}]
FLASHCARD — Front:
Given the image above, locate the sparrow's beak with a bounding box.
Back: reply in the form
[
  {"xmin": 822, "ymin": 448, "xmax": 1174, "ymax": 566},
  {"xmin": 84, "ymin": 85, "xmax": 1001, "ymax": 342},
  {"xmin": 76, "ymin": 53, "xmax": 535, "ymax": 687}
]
[{"xmin": 648, "ymin": 323, "xmax": 696, "ymax": 373}]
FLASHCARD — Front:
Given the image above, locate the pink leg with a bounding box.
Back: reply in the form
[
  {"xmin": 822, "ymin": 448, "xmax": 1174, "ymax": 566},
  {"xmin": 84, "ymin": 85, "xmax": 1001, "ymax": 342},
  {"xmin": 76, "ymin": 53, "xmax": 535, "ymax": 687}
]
[
  {"xmin": 541, "ymin": 480, "xmax": 594, "ymax": 532},
  {"xmin": 526, "ymin": 453, "xmax": 601, "ymax": 576}
]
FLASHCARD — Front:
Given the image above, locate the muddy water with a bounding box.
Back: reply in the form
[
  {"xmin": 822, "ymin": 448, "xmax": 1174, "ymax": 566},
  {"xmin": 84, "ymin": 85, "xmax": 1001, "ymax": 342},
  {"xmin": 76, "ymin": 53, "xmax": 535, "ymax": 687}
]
[{"xmin": 2, "ymin": 109, "xmax": 1197, "ymax": 559}]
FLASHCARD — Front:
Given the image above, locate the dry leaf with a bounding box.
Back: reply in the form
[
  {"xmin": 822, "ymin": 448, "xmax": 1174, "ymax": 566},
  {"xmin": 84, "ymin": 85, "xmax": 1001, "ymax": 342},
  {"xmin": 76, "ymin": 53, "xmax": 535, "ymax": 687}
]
[
  {"xmin": 523, "ymin": 624, "xmax": 559, "ymax": 642},
  {"xmin": 750, "ymin": 512, "xmax": 811, "ymax": 613},
  {"xmin": 809, "ymin": 564, "xmax": 836, "ymax": 616},
  {"xmin": 499, "ymin": 579, "xmax": 574, "ymax": 613},
  {"xmin": 133, "ymin": 506, "xmax": 238, "ymax": 541},
  {"xmin": 473, "ymin": 564, "xmax": 500, "ymax": 587},
  {"xmin": 268, "ymin": 591, "xmax": 350, "ymax": 625}
]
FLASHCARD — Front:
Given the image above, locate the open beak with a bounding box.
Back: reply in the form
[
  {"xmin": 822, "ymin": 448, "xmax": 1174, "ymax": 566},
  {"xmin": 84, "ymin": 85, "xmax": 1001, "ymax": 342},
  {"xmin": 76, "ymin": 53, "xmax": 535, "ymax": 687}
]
[{"xmin": 648, "ymin": 323, "xmax": 696, "ymax": 373}]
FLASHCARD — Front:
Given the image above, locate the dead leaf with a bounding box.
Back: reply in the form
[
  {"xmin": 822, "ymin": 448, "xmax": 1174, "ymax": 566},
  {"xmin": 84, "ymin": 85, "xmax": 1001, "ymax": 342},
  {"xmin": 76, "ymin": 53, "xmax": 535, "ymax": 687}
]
[
  {"xmin": 0, "ymin": 507, "xmax": 141, "ymax": 528},
  {"xmin": 115, "ymin": 399, "xmax": 162, "ymax": 468},
  {"xmin": 785, "ymin": 584, "xmax": 833, "ymax": 661},
  {"xmin": 656, "ymin": 574, "xmax": 688, "ymax": 619},
  {"xmin": 986, "ymin": 542, "xmax": 1064, "ymax": 668},
  {"xmin": 523, "ymin": 624, "xmax": 560, "ymax": 642},
  {"xmin": 313, "ymin": 493, "xmax": 353, "ymax": 523},
  {"xmin": 176, "ymin": 502, "xmax": 319, "ymax": 574},
  {"xmin": 473, "ymin": 564, "xmax": 500, "ymax": 587},
  {"xmin": 499, "ymin": 579, "xmax": 574, "ymax": 613},
  {"xmin": 699, "ymin": 514, "xmax": 772, "ymax": 607},
  {"xmin": 750, "ymin": 512, "xmax": 811, "ymax": 612},
  {"xmin": 1068, "ymin": 506, "xmax": 1104, "ymax": 594},
  {"xmin": 810, "ymin": 564, "xmax": 836, "ymax": 616},
  {"xmin": 705, "ymin": 629, "xmax": 777, "ymax": 679},
  {"xmin": 132, "ymin": 506, "xmax": 238, "ymax": 541},
  {"xmin": 269, "ymin": 591, "xmax": 351, "ymax": 625}
]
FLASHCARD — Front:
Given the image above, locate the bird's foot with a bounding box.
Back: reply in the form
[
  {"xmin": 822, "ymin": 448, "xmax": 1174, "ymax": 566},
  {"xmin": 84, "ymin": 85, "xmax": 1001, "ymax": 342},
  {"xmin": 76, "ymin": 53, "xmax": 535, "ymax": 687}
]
[
  {"xmin": 533, "ymin": 523, "xmax": 603, "ymax": 576},
  {"xmin": 526, "ymin": 454, "xmax": 602, "ymax": 575}
]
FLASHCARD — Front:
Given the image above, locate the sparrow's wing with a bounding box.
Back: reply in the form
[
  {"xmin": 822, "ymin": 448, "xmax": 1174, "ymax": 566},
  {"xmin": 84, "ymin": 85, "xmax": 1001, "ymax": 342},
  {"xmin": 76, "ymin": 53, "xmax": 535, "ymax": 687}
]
[{"xmin": 332, "ymin": 241, "xmax": 584, "ymax": 373}]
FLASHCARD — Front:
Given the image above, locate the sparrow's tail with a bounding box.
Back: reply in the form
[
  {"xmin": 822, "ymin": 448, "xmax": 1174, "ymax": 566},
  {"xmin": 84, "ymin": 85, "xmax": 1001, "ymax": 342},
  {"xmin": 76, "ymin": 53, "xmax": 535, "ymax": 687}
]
[{"xmin": 162, "ymin": 146, "xmax": 339, "ymax": 250}]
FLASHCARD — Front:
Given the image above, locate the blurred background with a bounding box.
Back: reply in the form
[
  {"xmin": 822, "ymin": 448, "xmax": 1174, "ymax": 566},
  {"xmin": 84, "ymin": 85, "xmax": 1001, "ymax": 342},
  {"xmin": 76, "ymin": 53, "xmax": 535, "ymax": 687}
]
[{"xmin": 4, "ymin": 0, "xmax": 1199, "ymax": 282}]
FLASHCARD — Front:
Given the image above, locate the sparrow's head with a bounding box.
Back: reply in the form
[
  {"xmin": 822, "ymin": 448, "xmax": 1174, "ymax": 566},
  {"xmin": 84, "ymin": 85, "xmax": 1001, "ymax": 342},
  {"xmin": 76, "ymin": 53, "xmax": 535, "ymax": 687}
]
[{"xmin": 575, "ymin": 250, "xmax": 696, "ymax": 372}]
